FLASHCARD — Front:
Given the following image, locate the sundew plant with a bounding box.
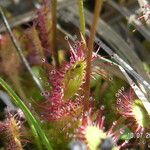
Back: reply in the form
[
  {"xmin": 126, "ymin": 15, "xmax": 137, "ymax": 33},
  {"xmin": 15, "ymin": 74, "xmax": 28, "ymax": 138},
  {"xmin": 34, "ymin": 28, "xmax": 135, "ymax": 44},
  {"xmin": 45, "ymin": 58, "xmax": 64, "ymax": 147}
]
[{"xmin": 0, "ymin": 0, "xmax": 150, "ymax": 150}]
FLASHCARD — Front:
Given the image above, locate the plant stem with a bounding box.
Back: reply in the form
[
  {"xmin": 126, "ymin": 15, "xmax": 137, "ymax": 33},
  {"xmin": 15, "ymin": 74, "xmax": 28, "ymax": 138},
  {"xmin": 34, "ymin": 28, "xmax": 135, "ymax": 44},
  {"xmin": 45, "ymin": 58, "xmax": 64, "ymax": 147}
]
[
  {"xmin": 84, "ymin": 0, "xmax": 103, "ymax": 110},
  {"xmin": 0, "ymin": 77, "xmax": 53, "ymax": 150},
  {"xmin": 78, "ymin": 0, "xmax": 86, "ymax": 36},
  {"xmin": 51, "ymin": 0, "xmax": 59, "ymax": 67}
]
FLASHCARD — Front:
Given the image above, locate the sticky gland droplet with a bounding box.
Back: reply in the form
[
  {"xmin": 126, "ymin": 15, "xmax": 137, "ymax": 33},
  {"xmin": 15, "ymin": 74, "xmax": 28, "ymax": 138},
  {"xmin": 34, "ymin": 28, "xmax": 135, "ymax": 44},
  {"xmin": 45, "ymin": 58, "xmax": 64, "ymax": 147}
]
[
  {"xmin": 100, "ymin": 105, "xmax": 105, "ymax": 110},
  {"xmin": 50, "ymin": 70, "xmax": 56, "ymax": 75},
  {"xmin": 41, "ymin": 91, "xmax": 50, "ymax": 97},
  {"xmin": 45, "ymin": 82, "xmax": 50, "ymax": 86},
  {"xmin": 115, "ymin": 93, "xmax": 119, "ymax": 97},
  {"xmin": 109, "ymin": 77, "xmax": 113, "ymax": 81},
  {"xmin": 41, "ymin": 58, "xmax": 46, "ymax": 62},
  {"xmin": 65, "ymin": 36, "xmax": 68, "ymax": 40},
  {"xmin": 121, "ymin": 86, "xmax": 124, "ymax": 91},
  {"xmin": 73, "ymin": 44, "xmax": 77, "ymax": 49},
  {"xmin": 117, "ymin": 98, "xmax": 121, "ymax": 104}
]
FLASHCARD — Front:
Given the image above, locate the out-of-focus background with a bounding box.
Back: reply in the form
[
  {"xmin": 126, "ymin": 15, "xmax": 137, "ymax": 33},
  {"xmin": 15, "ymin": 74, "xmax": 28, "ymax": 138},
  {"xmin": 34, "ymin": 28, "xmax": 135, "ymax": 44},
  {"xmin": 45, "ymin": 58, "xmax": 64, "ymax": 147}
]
[{"xmin": 0, "ymin": 0, "xmax": 149, "ymax": 58}]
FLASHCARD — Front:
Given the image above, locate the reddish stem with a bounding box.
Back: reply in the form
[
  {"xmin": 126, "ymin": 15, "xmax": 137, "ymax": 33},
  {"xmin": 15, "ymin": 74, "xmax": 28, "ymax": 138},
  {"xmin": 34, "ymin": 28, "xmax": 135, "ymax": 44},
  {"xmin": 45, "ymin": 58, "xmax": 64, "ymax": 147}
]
[
  {"xmin": 83, "ymin": 0, "xmax": 104, "ymax": 111},
  {"xmin": 51, "ymin": 0, "xmax": 59, "ymax": 67}
]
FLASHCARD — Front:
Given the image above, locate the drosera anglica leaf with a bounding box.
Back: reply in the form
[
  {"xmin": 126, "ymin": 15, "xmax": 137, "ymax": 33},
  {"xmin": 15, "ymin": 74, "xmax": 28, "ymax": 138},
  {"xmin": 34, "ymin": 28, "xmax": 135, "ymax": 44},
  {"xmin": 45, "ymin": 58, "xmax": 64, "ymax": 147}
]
[
  {"xmin": 40, "ymin": 33, "xmax": 104, "ymax": 121},
  {"xmin": 63, "ymin": 60, "xmax": 86, "ymax": 100},
  {"xmin": 0, "ymin": 111, "xmax": 24, "ymax": 150},
  {"xmin": 36, "ymin": 0, "xmax": 52, "ymax": 57},
  {"xmin": 48, "ymin": 37, "xmax": 87, "ymax": 103},
  {"xmin": 40, "ymin": 36, "xmax": 89, "ymax": 121},
  {"xmin": 117, "ymin": 89, "xmax": 150, "ymax": 134},
  {"xmin": 0, "ymin": 77, "xmax": 53, "ymax": 150},
  {"xmin": 76, "ymin": 105, "xmax": 127, "ymax": 150}
]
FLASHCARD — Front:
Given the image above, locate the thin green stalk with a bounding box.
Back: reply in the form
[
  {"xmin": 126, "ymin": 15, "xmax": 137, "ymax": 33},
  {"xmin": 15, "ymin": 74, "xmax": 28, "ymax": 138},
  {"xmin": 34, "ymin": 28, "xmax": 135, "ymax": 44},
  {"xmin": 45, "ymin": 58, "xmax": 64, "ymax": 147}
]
[
  {"xmin": 0, "ymin": 77, "xmax": 53, "ymax": 150},
  {"xmin": 51, "ymin": 0, "xmax": 59, "ymax": 67},
  {"xmin": 78, "ymin": 0, "xmax": 86, "ymax": 36},
  {"xmin": 84, "ymin": 0, "xmax": 103, "ymax": 110},
  {"xmin": 31, "ymin": 125, "xmax": 43, "ymax": 150}
]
